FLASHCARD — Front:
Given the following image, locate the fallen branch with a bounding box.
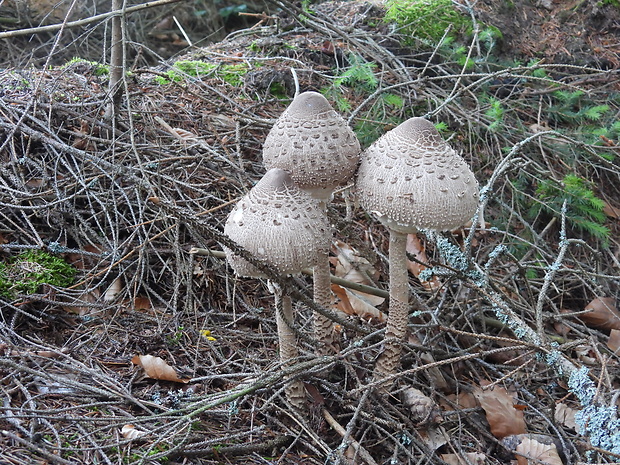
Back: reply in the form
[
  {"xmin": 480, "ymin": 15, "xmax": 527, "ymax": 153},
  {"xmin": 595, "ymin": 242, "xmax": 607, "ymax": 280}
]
[{"xmin": 0, "ymin": 0, "xmax": 183, "ymax": 39}]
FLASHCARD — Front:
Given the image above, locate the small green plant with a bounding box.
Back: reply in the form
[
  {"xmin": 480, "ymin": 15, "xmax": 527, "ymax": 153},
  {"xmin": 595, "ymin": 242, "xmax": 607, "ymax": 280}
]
[
  {"xmin": 167, "ymin": 326, "xmax": 184, "ymax": 346},
  {"xmin": 155, "ymin": 60, "xmax": 249, "ymax": 86},
  {"xmin": 333, "ymin": 54, "xmax": 378, "ymax": 91},
  {"xmin": 384, "ymin": 0, "xmax": 472, "ymax": 45},
  {"xmin": 484, "ymin": 96, "xmax": 505, "ymax": 132},
  {"xmin": 531, "ymin": 174, "xmax": 610, "ymax": 244},
  {"xmin": 0, "ymin": 249, "xmax": 76, "ymax": 298}
]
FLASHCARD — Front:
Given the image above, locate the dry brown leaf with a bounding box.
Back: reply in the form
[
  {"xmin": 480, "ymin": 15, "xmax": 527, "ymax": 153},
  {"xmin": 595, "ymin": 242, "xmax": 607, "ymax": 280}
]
[
  {"xmin": 515, "ymin": 435, "xmax": 562, "ymax": 465},
  {"xmin": 608, "ymin": 329, "xmax": 620, "ymax": 353},
  {"xmin": 440, "ymin": 453, "xmax": 486, "ymax": 465},
  {"xmin": 473, "ymin": 380, "xmax": 526, "ymax": 438},
  {"xmin": 133, "ymin": 296, "xmax": 152, "ymax": 311},
  {"xmin": 331, "ymin": 240, "xmax": 379, "ymax": 285},
  {"xmin": 104, "ymin": 277, "xmax": 123, "ymax": 302},
  {"xmin": 579, "ymin": 297, "xmax": 620, "ymax": 330},
  {"xmin": 603, "ymin": 201, "xmax": 620, "ymax": 219},
  {"xmin": 331, "ymin": 284, "xmax": 386, "ymax": 323},
  {"xmin": 131, "ymin": 355, "xmax": 190, "ymax": 383},
  {"xmin": 406, "ymin": 233, "xmax": 441, "ymax": 290},
  {"xmin": 120, "ymin": 424, "xmax": 148, "ymax": 440},
  {"xmin": 418, "ymin": 425, "xmax": 449, "ymax": 451},
  {"xmin": 411, "ymin": 334, "xmax": 450, "ymax": 391},
  {"xmin": 554, "ymin": 403, "xmax": 577, "ymax": 430},
  {"xmin": 61, "ymin": 289, "xmax": 100, "ymax": 316},
  {"xmin": 440, "ymin": 392, "xmax": 479, "ymax": 411}
]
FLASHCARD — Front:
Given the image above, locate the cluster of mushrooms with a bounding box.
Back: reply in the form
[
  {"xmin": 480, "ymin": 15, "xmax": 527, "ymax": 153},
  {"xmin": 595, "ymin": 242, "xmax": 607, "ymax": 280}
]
[{"xmin": 223, "ymin": 91, "xmax": 479, "ymax": 410}]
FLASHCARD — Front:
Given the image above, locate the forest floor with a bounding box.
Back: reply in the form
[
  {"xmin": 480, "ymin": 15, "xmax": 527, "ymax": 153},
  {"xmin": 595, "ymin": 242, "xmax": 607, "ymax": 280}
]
[{"xmin": 1, "ymin": 0, "xmax": 620, "ymax": 464}]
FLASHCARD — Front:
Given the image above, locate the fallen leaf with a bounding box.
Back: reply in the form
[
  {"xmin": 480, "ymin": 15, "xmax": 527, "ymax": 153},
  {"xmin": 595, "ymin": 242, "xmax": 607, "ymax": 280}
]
[
  {"xmin": 608, "ymin": 329, "xmax": 620, "ymax": 353},
  {"xmin": 121, "ymin": 424, "xmax": 148, "ymax": 440},
  {"xmin": 441, "ymin": 453, "xmax": 486, "ymax": 465},
  {"xmin": 331, "ymin": 284, "xmax": 386, "ymax": 323},
  {"xmin": 440, "ymin": 392, "xmax": 479, "ymax": 411},
  {"xmin": 603, "ymin": 201, "xmax": 620, "ymax": 219},
  {"xmin": 133, "ymin": 296, "xmax": 152, "ymax": 311},
  {"xmin": 554, "ymin": 403, "xmax": 577, "ymax": 430},
  {"xmin": 579, "ymin": 297, "xmax": 620, "ymax": 331},
  {"xmin": 418, "ymin": 425, "xmax": 449, "ymax": 451},
  {"xmin": 104, "ymin": 277, "xmax": 123, "ymax": 302},
  {"xmin": 131, "ymin": 355, "xmax": 190, "ymax": 383},
  {"xmin": 331, "ymin": 240, "xmax": 379, "ymax": 285},
  {"xmin": 61, "ymin": 289, "xmax": 101, "ymax": 316},
  {"xmin": 503, "ymin": 434, "xmax": 563, "ymax": 465},
  {"xmin": 473, "ymin": 380, "xmax": 526, "ymax": 438},
  {"xmin": 406, "ymin": 233, "xmax": 441, "ymax": 290}
]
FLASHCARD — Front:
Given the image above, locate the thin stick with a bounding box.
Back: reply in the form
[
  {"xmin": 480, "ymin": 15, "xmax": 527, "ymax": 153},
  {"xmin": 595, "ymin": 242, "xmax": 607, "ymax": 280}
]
[
  {"xmin": 0, "ymin": 0, "xmax": 183, "ymax": 39},
  {"xmin": 322, "ymin": 409, "xmax": 379, "ymax": 465}
]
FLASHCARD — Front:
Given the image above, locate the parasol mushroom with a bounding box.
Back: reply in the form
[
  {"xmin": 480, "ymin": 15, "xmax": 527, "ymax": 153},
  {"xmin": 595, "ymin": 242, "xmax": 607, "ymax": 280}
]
[
  {"xmin": 262, "ymin": 91, "xmax": 361, "ymax": 353},
  {"xmin": 224, "ymin": 168, "xmax": 332, "ymax": 410},
  {"xmin": 354, "ymin": 117, "xmax": 479, "ymax": 380}
]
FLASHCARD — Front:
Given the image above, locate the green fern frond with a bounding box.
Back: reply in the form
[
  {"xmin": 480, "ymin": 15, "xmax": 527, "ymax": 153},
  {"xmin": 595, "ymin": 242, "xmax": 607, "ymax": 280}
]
[
  {"xmin": 582, "ymin": 104, "xmax": 610, "ymax": 121},
  {"xmin": 533, "ymin": 174, "xmax": 610, "ymax": 244},
  {"xmin": 334, "ymin": 54, "xmax": 378, "ymax": 91},
  {"xmin": 382, "ymin": 93, "xmax": 404, "ymax": 108}
]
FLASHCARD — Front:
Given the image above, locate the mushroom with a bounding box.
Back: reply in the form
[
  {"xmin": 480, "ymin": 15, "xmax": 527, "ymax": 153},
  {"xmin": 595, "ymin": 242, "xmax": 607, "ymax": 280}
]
[
  {"xmin": 262, "ymin": 91, "xmax": 361, "ymax": 202},
  {"xmin": 354, "ymin": 117, "xmax": 479, "ymax": 379},
  {"xmin": 224, "ymin": 168, "xmax": 332, "ymax": 410},
  {"xmin": 262, "ymin": 91, "xmax": 361, "ymax": 354}
]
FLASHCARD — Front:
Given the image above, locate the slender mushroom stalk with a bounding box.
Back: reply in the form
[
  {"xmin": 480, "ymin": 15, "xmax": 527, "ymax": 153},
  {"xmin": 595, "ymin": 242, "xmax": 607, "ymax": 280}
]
[
  {"xmin": 262, "ymin": 91, "xmax": 361, "ymax": 353},
  {"xmin": 272, "ymin": 286, "xmax": 306, "ymax": 407},
  {"xmin": 224, "ymin": 168, "xmax": 331, "ymax": 410},
  {"xmin": 354, "ymin": 117, "xmax": 479, "ymax": 382}
]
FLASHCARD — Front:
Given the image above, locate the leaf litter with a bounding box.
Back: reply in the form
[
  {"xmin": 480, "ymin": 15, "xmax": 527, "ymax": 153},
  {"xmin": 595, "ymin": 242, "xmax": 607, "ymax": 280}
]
[{"xmin": 0, "ymin": 0, "xmax": 620, "ymax": 463}]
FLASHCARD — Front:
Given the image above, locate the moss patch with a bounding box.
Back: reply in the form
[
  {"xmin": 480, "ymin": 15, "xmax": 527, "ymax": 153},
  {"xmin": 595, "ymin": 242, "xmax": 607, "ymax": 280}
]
[
  {"xmin": 384, "ymin": 0, "xmax": 473, "ymax": 44},
  {"xmin": 156, "ymin": 60, "xmax": 249, "ymax": 86},
  {"xmin": 0, "ymin": 250, "xmax": 76, "ymax": 298}
]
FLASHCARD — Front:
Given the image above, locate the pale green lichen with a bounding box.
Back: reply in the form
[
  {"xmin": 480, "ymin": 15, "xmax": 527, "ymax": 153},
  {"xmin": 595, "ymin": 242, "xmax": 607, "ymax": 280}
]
[{"xmin": 568, "ymin": 367, "xmax": 620, "ymax": 454}]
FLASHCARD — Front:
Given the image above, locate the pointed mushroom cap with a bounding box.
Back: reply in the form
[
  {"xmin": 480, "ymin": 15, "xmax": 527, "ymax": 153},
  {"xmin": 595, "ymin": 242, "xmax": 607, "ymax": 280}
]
[
  {"xmin": 355, "ymin": 117, "xmax": 479, "ymax": 233},
  {"xmin": 262, "ymin": 91, "xmax": 361, "ymax": 200},
  {"xmin": 224, "ymin": 168, "xmax": 332, "ymax": 277}
]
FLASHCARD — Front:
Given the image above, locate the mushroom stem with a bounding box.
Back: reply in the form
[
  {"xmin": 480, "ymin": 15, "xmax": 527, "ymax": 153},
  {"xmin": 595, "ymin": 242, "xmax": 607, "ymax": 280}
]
[
  {"xmin": 273, "ymin": 283, "xmax": 307, "ymax": 411},
  {"xmin": 313, "ymin": 249, "xmax": 337, "ymax": 354},
  {"xmin": 374, "ymin": 230, "xmax": 410, "ymax": 380}
]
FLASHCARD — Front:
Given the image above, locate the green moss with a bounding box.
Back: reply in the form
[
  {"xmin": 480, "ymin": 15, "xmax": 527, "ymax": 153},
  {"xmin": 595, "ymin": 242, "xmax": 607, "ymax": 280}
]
[
  {"xmin": 61, "ymin": 57, "xmax": 109, "ymax": 76},
  {"xmin": 0, "ymin": 250, "xmax": 76, "ymax": 298},
  {"xmin": 384, "ymin": 0, "xmax": 472, "ymax": 44},
  {"xmin": 156, "ymin": 60, "xmax": 249, "ymax": 86}
]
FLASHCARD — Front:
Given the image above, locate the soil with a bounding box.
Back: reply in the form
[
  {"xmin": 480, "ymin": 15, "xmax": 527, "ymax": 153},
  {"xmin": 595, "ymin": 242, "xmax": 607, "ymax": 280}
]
[{"xmin": 476, "ymin": 0, "xmax": 620, "ymax": 68}]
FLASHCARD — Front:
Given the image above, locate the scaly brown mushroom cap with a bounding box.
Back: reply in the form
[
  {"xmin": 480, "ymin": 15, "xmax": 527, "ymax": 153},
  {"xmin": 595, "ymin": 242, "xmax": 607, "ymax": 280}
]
[
  {"xmin": 355, "ymin": 117, "xmax": 479, "ymax": 233},
  {"xmin": 262, "ymin": 91, "xmax": 361, "ymax": 200},
  {"xmin": 224, "ymin": 168, "xmax": 332, "ymax": 277}
]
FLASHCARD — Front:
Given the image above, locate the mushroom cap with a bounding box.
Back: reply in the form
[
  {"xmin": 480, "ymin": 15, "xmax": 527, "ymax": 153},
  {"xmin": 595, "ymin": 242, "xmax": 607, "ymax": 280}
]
[
  {"xmin": 262, "ymin": 91, "xmax": 361, "ymax": 200},
  {"xmin": 224, "ymin": 168, "xmax": 332, "ymax": 277},
  {"xmin": 355, "ymin": 117, "xmax": 479, "ymax": 233}
]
